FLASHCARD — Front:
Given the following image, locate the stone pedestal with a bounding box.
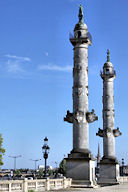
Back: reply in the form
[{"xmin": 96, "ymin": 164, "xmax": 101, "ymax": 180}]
[
  {"xmin": 98, "ymin": 158, "xmax": 120, "ymax": 185},
  {"xmin": 65, "ymin": 152, "xmax": 96, "ymax": 187}
]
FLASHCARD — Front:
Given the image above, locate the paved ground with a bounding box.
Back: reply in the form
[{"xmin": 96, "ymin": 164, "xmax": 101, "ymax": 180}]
[{"xmin": 49, "ymin": 182, "xmax": 128, "ymax": 192}]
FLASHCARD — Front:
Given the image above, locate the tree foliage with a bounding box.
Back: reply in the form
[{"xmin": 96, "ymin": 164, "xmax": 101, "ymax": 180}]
[
  {"xmin": 48, "ymin": 169, "xmax": 53, "ymax": 176},
  {"xmin": 58, "ymin": 159, "xmax": 66, "ymax": 176},
  {"xmin": 37, "ymin": 168, "xmax": 44, "ymax": 178},
  {"xmin": 14, "ymin": 170, "xmax": 21, "ymax": 175},
  {"xmin": 0, "ymin": 134, "xmax": 5, "ymax": 167},
  {"xmin": 28, "ymin": 190, "xmax": 34, "ymax": 192}
]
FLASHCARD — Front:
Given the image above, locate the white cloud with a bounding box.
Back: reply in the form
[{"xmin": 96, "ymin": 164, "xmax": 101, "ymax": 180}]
[
  {"xmin": 6, "ymin": 60, "xmax": 25, "ymax": 73},
  {"xmin": 5, "ymin": 54, "xmax": 31, "ymax": 62},
  {"xmin": 1, "ymin": 54, "xmax": 72, "ymax": 79},
  {"xmin": 38, "ymin": 64, "xmax": 72, "ymax": 72},
  {"xmin": 4, "ymin": 54, "xmax": 31, "ymax": 74}
]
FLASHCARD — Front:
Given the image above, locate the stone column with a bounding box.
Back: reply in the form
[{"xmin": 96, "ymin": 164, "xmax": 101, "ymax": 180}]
[
  {"xmin": 73, "ymin": 43, "xmax": 89, "ymax": 153},
  {"xmin": 103, "ymin": 78, "xmax": 115, "ymax": 158},
  {"xmin": 64, "ymin": 6, "xmax": 98, "ymax": 187},
  {"xmin": 64, "ymin": 5, "xmax": 98, "ymax": 156},
  {"xmin": 96, "ymin": 50, "xmax": 122, "ymax": 185}
]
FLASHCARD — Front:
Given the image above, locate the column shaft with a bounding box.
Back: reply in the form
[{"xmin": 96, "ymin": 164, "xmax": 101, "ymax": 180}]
[
  {"xmin": 103, "ymin": 79, "xmax": 115, "ymax": 158},
  {"xmin": 73, "ymin": 44, "xmax": 89, "ymax": 152}
]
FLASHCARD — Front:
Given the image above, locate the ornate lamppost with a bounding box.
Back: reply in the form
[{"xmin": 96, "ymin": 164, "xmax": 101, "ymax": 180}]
[{"xmin": 42, "ymin": 137, "xmax": 50, "ymax": 177}]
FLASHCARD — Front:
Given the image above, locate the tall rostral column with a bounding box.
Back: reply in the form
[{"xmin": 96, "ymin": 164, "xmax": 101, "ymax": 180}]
[
  {"xmin": 96, "ymin": 50, "xmax": 122, "ymax": 185},
  {"xmin": 64, "ymin": 6, "xmax": 98, "ymax": 186}
]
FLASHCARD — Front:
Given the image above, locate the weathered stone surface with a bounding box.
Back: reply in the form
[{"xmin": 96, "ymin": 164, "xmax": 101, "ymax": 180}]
[
  {"xmin": 64, "ymin": 6, "xmax": 97, "ymax": 157},
  {"xmin": 66, "ymin": 158, "xmax": 95, "ymax": 186},
  {"xmin": 98, "ymin": 163, "xmax": 120, "ymax": 185}
]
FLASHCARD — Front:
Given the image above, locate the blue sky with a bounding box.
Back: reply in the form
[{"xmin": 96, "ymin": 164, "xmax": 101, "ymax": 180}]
[{"xmin": 0, "ymin": 0, "xmax": 128, "ymax": 169}]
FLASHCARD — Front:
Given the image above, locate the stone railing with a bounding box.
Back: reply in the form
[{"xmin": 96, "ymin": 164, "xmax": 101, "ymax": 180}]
[
  {"xmin": 119, "ymin": 176, "xmax": 128, "ymax": 183},
  {"xmin": 0, "ymin": 177, "xmax": 72, "ymax": 192}
]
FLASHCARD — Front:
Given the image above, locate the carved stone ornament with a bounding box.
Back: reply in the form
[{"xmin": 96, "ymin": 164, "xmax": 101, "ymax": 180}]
[
  {"xmin": 96, "ymin": 128, "xmax": 104, "ymax": 137},
  {"xmin": 64, "ymin": 110, "xmax": 73, "ymax": 123},
  {"xmin": 86, "ymin": 109, "xmax": 98, "ymax": 123},
  {"xmin": 96, "ymin": 128, "xmax": 112, "ymax": 137},
  {"xmin": 113, "ymin": 127, "xmax": 122, "ymax": 137},
  {"xmin": 96, "ymin": 127, "xmax": 122, "ymax": 138}
]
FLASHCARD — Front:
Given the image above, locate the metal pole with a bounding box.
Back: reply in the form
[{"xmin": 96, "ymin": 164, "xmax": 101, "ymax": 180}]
[
  {"xmin": 29, "ymin": 159, "xmax": 41, "ymax": 172},
  {"xmin": 45, "ymin": 157, "xmax": 47, "ymax": 177},
  {"xmin": 14, "ymin": 157, "xmax": 16, "ymax": 170},
  {"xmin": 8, "ymin": 155, "xmax": 21, "ymax": 171},
  {"xmin": 35, "ymin": 161, "xmax": 36, "ymax": 171}
]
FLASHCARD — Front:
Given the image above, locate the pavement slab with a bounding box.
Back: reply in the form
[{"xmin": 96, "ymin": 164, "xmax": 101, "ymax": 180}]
[{"xmin": 49, "ymin": 182, "xmax": 128, "ymax": 192}]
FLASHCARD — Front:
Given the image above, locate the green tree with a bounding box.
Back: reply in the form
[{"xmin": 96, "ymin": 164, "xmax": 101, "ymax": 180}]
[
  {"xmin": 48, "ymin": 169, "xmax": 53, "ymax": 176},
  {"xmin": 58, "ymin": 159, "xmax": 66, "ymax": 176},
  {"xmin": 37, "ymin": 168, "xmax": 44, "ymax": 178},
  {"xmin": 14, "ymin": 170, "xmax": 21, "ymax": 175},
  {"xmin": 0, "ymin": 134, "xmax": 5, "ymax": 167}
]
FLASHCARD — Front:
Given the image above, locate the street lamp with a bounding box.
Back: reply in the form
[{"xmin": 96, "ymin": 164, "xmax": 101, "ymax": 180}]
[
  {"xmin": 42, "ymin": 137, "xmax": 50, "ymax": 177},
  {"xmin": 30, "ymin": 159, "xmax": 41, "ymax": 171},
  {"xmin": 122, "ymin": 158, "xmax": 124, "ymax": 166},
  {"xmin": 8, "ymin": 155, "xmax": 22, "ymax": 171}
]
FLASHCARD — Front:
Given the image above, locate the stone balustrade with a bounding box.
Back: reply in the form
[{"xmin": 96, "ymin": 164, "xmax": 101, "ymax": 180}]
[
  {"xmin": 0, "ymin": 177, "xmax": 72, "ymax": 192},
  {"xmin": 119, "ymin": 176, "xmax": 128, "ymax": 183}
]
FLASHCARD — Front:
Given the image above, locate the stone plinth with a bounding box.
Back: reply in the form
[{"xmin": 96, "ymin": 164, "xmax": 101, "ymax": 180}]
[
  {"xmin": 65, "ymin": 152, "xmax": 96, "ymax": 187},
  {"xmin": 98, "ymin": 158, "xmax": 120, "ymax": 185}
]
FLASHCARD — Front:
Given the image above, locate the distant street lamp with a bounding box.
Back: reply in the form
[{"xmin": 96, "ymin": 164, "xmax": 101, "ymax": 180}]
[
  {"xmin": 122, "ymin": 158, "xmax": 124, "ymax": 166},
  {"xmin": 42, "ymin": 137, "xmax": 50, "ymax": 177},
  {"xmin": 8, "ymin": 155, "xmax": 22, "ymax": 171},
  {"xmin": 30, "ymin": 159, "xmax": 41, "ymax": 171}
]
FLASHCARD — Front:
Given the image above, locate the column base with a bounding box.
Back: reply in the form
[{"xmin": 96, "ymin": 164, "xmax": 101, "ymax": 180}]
[
  {"xmin": 65, "ymin": 151, "xmax": 96, "ymax": 187},
  {"xmin": 98, "ymin": 157, "xmax": 120, "ymax": 185}
]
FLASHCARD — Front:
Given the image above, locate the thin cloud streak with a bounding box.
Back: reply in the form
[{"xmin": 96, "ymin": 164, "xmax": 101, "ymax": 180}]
[
  {"xmin": 38, "ymin": 64, "xmax": 72, "ymax": 72},
  {"xmin": 5, "ymin": 54, "xmax": 31, "ymax": 62},
  {"xmin": 4, "ymin": 54, "xmax": 31, "ymax": 74}
]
